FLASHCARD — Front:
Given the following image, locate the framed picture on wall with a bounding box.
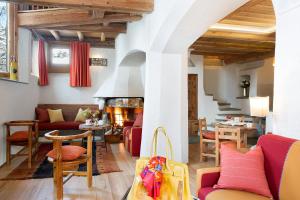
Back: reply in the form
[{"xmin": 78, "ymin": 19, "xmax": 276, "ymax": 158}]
[{"xmin": 90, "ymin": 58, "xmax": 108, "ymax": 66}]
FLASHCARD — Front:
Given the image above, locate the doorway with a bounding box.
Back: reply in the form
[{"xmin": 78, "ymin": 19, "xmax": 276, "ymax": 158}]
[{"xmin": 188, "ymin": 74, "xmax": 198, "ymax": 136}]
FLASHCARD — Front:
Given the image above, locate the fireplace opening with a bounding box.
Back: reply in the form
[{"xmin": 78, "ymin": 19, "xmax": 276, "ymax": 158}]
[{"xmin": 104, "ymin": 98, "xmax": 144, "ymax": 128}]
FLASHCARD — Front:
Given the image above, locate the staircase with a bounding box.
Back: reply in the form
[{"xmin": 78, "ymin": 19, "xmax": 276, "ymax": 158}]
[
  {"xmin": 216, "ymin": 101, "xmax": 253, "ymax": 122},
  {"xmin": 205, "ymin": 94, "xmax": 253, "ymax": 128}
]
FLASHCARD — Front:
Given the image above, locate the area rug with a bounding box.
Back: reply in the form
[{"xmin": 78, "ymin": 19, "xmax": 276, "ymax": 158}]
[{"xmin": 1, "ymin": 142, "xmax": 121, "ymax": 180}]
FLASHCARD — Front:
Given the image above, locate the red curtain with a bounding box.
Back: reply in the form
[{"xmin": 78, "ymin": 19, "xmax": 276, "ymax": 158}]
[
  {"xmin": 38, "ymin": 40, "xmax": 49, "ymax": 86},
  {"xmin": 70, "ymin": 42, "xmax": 91, "ymax": 87}
]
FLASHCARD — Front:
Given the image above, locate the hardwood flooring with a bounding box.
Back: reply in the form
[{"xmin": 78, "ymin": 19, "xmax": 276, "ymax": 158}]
[{"xmin": 0, "ymin": 142, "xmax": 214, "ymax": 200}]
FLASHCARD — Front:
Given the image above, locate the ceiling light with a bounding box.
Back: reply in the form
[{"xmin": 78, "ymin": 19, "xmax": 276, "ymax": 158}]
[{"xmin": 209, "ymin": 23, "xmax": 276, "ymax": 34}]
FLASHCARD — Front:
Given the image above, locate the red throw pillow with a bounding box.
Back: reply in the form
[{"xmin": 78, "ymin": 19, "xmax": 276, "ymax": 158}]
[
  {"xmin": 47, "ymin": 145, "xmax": 86, "ymax": 161},
  {"xmin": 214, "ymin": 145, "xmax": 272, "ymax": 198},
  {"xmin": 35, "ymin": 108, "xmax": 50, "ymax": 122},
  {"xmin": 133, "ymin": 112, "xmax": 143, "ymax": 127}
]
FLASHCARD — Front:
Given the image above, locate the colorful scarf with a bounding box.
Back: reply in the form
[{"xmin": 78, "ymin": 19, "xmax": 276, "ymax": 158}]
[{"xmin": 140, "ymin": 156, "xmax": 166, "ymax": 199}]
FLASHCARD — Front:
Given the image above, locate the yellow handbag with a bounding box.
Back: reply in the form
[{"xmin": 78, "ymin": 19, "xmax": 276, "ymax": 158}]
[{"xmin": 127, "ymin": 127, "xmax": 192, "ymax": 200}]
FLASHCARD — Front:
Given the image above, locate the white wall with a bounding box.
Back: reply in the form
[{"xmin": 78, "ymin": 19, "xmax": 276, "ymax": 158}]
[
  {"xmin": 188, "ymin": 55, "xmax": 219, "ymax": 124},
  {"xmin": 272, "ymin": 0, "xmax": 300, "ymax": 139},
  {"xmin": 0, "ymin": 29, "xmax": 39, "ymax": 166},
  {"xmin": 35, "ymin": 47, "xmax": 117, "ymax": 104},
  {"xmin": 203, "ymin": 58, "xmax": 274, "ymax": 114}
]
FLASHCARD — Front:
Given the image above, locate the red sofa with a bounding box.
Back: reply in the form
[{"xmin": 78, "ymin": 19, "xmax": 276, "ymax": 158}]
[
  {"xmin": 35, "ymin": 104, "xmax": 99, "ymax": 132},
  {"xmin": 123, "ymin": 113, "xmax": 143, "ymax": 157},
  {"xmin": 197, "ymin": 134, "xmax": 300, "ymax": 200}
]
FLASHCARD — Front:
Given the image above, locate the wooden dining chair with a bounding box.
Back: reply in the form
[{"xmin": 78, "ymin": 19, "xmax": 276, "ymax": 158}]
[
  {"xmin": 5, "ymin": 120, "xmax": 39, "ymax": 168},
  {"xmin": 45, "ymin": 130, "xmax": 93, "ymax": 200},
  {"xmin": 215, "ymin": 127, "xmax": 243, "ymax": 166},
  {"xmin": 199, "ymin": 118, "xmax": 217, "ymax": 162}
]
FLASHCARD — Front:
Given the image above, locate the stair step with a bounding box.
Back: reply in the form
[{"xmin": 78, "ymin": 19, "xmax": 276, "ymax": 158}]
[
  {"xmin": 218, "ymin": 102, "xmax": 231, "ymax": 106},
  {"xmin": 217, "ymin": 114, "xmax": 250, "ymax": 117},
  {"xmin": 215, "ymin": 118, "xmax": 253, "ymax": 123},
  {"xmin": 219, "ymin": 107, "xmax": 241, "ymax": 111}
]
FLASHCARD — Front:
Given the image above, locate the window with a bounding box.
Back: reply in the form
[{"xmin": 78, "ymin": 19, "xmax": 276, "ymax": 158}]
[
  {"xmin": 51, "ymin": 48, "xmax": 70, "ymax": 65},
  {"xmin": 48, "ymin": 43, "xmax": 70, "ymax": 73},
  {"xmin": 0, "ymin": 2, "xmax": 8, "ymax": 73}
]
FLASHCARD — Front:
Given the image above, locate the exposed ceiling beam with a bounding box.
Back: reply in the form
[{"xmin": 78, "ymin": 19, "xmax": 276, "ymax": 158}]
[
  {"xmin": 191, "ymin": 44, "xmax": 274, "ymax": 52},
  {"xmin": 4, "ymin": 0, "xmax": 154, "ymax": 13},
  {"xmin": 194, "ymin": 40, "xmax": 275, "ymax": 49},
  {"xmin": 77, "ymin": 31, "xmax": 84, "ymax": 41},
  {"xmin": 46, "ymin": 37, "xmax": 115, "ymax": 48},
  {"xmin": 92, "ymin": 10, "xmax": 105, "ymax": 18},
  {"xmin": 191, "ymin": 50, "xmax": 245, "ymax": 57},
  {"xmin": 18, "ymin": 9, "xmax": 142, "ymax": 28},
  {"xmin": 224, "ymin": 51, "xmax": 274, "ymax": 64},
  {"xmin": 49, "ymin": 30, "xmax": 60, "ymax": 40},
  {"xmin": 42, "ymin": 24, "xmax": 127, "ymax": 33},
  {"xmin": 202, "ymin": 31, "xmax": 275, "ymax": 42}
]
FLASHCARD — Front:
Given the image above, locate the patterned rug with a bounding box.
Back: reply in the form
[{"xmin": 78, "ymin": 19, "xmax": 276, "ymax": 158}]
[{"xmin": 1, "ymin": 142, "xmax": 121, "ymax": 180}]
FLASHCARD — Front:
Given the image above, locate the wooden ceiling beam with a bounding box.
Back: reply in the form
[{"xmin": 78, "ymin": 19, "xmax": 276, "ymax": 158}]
[
  {"xmin": 198, "ymin": 37, "xmax": 275, "ymax": 45},
  {"xmin": 77, "ymin": 31, "xmax": 84, "ymax": 41},
  {"xmin": 4, "ymin": 0, "xmax": 154, "ymax": 13},
  {"xmin": 224, "ymin": 51, "xmax": 274, "ymax": 65},
  {"xmin": 46, "ymin": 36, "xmax": 115, "ymax": 48},
  {"xmin": 202, "ymin": 31, "xmax": 275, "ymax": 42},
  {"xmin": 192, "ymin": 45, "xmax": 269, "ymax": 54},
  {"xmin": 18, "ymin": 9, "xmax": 142, "ymax": 28},
  {"xmin": 191, "ymin": 50, "xmax": 246, "ymax": 57},
  {"xmin": 220, "ymin": 19, "xmax": 274, "ymax": 27},
  {"xmin": 194, "ymin": 40, "xmax": 275, "ymax": 49},
  {"xmin": 42, "ymin": 24, "xmax": 127, "ymax": 33},
  {"xmin": 49, "ymin": 30, "xmax": 60, "ymax": 40}
]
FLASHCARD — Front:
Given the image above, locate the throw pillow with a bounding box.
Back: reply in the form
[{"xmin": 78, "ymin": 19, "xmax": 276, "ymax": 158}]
[
  {"xmin": 214, "ymin": 145, "xmax": 273, "ymax": 198},
  {"xmin": 48, "ymin": 109, "xmax": 65, "ymax": 123},
  {"xmin": 74, "ymin": 108, "xmax": 91, "ymax": 122},
  {"xmin": 35, "ymin": 108, "xmax": 50, "ymax": 122},
  {"xmin": 47, "ymin": 145, "xmax": 86, "ymax": 161}
]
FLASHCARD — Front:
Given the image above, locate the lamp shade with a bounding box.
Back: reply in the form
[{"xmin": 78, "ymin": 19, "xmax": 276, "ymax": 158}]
[{"xmin": 250, "ymin": 96, "xmax": 269, "ymax": 117}]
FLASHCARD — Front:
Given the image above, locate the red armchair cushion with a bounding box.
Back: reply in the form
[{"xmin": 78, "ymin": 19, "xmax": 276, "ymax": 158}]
[
  {"xmin": 257, "ymin": 134, "xmax": 297, "ymax": 200},
  {"xmin": 7, "ymin": 131, "xmax": 36, "ymax": 142},
  {"xmin": 202, "ymin": 131, "xmax": 215, "ymax": 140},
  {"xmin": 123, "ymin": 121, "xmax": 134, "ymax": 127},
  {"xmin": 130, "ymin": 127, "xmax": 142, "ymax": 157},
  {"xmin": 39, "ymin": 121, "xmax": 81, "ymax": 131},
  {"xmin": 47, "ymin": 145, "xmax": 86, "ymax": 161},
  {"xmin": 198, "ymin": 187, "xmax": 217, "ymax": 200},
  {"xmin": 133, "ymin": 113, "xmax": 143, "ymax": 127},
  {"xmin": 36, "ymin": 108, "xmax": 50, "ymax": 122}
]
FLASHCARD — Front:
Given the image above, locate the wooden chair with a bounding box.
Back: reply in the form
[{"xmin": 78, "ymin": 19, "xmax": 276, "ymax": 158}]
[
  {"xmin": 45, "ymin": 130, "xmax": 93, "ymax": 200},
  {"xmin": 215, "ymin": 127, "xmax": 243, "ymax": 166},
  {"xmin": 199, "ymin": 118, "xmax": 217, "ymax": 163},
  {"xmin": 5, "ymin": 120, "xmax": 39, "ymax": 168}
]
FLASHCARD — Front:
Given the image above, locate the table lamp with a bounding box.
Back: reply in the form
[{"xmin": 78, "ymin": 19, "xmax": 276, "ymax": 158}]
[{"xmin": 250, "ymin": 96, "xmax": 269, "ymax": 134}]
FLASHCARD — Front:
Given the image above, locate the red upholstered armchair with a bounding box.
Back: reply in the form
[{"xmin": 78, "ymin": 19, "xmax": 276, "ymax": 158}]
[{"xmin": 123, "ymin": 113, "xmax": 143, "ymax": 157}]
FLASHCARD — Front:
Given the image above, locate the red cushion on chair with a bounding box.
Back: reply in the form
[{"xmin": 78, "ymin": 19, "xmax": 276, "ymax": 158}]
[
  {"xmin": 47, "ymin": 145, "xmax": 86, "ymax": 161},
  {"xmin": 35, "ymin": 108, "xmax": 50, "ymax": 122},
  {"xmin": 133, "ymin": 113, "xmax": 143, "ymax": 127},
  {"xmin": 202, "ymin": 131, "xmax": 215, "ymax": 140},
  {"xmin": 7, "ymin": 131, "xmax": 36, "ymax": 142}
]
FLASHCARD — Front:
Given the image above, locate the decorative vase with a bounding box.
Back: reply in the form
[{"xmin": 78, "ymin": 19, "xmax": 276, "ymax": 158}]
[{"xmin": 9, "ymin": 56, "xmax": 18, "ymax": 81}]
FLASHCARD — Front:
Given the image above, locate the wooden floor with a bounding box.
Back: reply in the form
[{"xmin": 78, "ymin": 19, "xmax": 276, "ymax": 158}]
[{"xmin": 0, "ymin": 142, "xmax": 214, "ymax": 200}]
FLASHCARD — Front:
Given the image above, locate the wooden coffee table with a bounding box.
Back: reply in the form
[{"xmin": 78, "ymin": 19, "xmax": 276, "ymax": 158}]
[{"xmin": 79, "ymin": 124, "xmax": 112, "ymax": 152}]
